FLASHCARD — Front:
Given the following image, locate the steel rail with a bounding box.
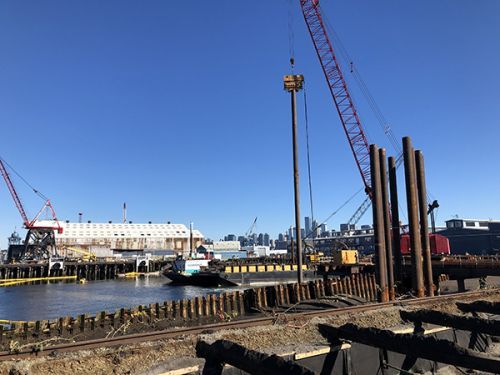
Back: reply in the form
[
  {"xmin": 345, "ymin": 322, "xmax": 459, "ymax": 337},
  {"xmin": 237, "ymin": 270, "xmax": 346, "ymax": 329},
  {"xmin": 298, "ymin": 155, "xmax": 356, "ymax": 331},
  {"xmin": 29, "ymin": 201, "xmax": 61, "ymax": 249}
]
[{"xmin": 0, "ymin": 289, "xmax": 496, "ymax": 361}]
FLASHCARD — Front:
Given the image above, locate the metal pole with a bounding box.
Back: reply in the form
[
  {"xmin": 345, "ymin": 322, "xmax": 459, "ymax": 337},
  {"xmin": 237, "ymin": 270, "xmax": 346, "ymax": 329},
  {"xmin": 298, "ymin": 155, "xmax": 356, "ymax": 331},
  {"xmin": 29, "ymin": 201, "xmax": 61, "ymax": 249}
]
[
  {"xmin": 402, "ymin": 137, "xmax": 425, "ymax": 298},
  {"xmin": 284, "ymin": 74, "xmax": 304, "ymax": 284},
  {"xmin": 415, "ymin": 150, "xmax": 434, "ymax": 297},
  {"xmin": 379, "ymin": 148, "xmax": 395, "ymax": 300},
  {"xmin": 370, "ymin": 144, "xmax": 388, "ymax": 302},
  {"xmin": 388, "ymin": 156, "xmax": 402, "ymax": 284},
  {"xmin": 189, "ymin": 222, "xmax": 194, "ymax": 258},
  {"xmin": 430, "ymin": 210, "xmax": 436, "ymax": 234}
]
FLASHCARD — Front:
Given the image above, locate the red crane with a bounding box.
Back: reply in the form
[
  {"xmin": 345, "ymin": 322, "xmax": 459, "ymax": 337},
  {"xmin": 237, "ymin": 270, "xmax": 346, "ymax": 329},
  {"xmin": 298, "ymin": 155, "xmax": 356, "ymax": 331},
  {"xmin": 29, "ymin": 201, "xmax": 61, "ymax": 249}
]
[
  {"xmin": 0, "ymin": 158, "xmax": 62, "ymax": 260},
  {"xmin": 299, "ymin": 0, "xmax": 372, "ymax": 197}
]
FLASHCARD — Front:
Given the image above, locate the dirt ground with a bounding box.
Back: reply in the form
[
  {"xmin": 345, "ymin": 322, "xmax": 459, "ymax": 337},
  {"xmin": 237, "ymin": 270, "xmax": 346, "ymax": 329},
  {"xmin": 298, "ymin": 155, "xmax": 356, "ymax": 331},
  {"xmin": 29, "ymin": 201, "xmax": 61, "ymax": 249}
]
[{"xmin": 1, "ymin": 289, "xmax": 498, "ymax": 375}]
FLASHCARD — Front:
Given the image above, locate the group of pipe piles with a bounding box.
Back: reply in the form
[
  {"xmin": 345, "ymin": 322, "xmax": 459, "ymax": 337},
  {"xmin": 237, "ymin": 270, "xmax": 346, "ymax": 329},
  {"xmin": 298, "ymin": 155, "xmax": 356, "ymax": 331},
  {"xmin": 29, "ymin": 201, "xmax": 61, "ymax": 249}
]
[{"xmin": 371, "ymin": 136, "xmax": 434, "ymax": 301}]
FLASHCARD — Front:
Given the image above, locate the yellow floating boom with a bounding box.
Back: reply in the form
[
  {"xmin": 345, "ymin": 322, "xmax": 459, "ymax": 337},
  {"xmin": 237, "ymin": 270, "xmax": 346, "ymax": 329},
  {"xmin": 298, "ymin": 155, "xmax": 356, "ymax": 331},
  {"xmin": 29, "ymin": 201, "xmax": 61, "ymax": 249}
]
[
  {"xmin": 0, "ymin": 275, "xmax": 77, "ymax": 287},
  {"xmin": 124, "ymin": 272, "xmax": 144, "ymax": 277}
]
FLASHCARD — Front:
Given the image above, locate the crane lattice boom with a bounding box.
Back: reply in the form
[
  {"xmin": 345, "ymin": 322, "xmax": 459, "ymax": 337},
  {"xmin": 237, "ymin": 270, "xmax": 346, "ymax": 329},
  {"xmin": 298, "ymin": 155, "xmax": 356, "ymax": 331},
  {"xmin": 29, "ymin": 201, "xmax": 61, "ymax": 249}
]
[
  {"xmin": 0, "ymin": 158, "xmax": 62, "ymax": 232},
  {"xmin": 299, "ymin": 0, "xmax": 371, "ymax": 195},
  {"xmin": 0, "ymin": 159, "xmax": 30, "ymax": 227}
]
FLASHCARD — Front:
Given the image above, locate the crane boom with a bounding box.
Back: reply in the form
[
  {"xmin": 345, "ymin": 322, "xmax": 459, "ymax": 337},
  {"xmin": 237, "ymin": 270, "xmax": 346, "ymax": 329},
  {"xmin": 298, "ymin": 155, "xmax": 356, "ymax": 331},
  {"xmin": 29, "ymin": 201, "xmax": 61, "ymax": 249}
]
[
  {"xmin": 299, "ymin": 0, "xmax": 371, "ymax": 194},
  {"xmin": 245, "ymin": 217, "xmax": 258, "ymax": 238},
  {"xmin": 0, "ymin": 159, "xmax": 30, "ymax": 227}
]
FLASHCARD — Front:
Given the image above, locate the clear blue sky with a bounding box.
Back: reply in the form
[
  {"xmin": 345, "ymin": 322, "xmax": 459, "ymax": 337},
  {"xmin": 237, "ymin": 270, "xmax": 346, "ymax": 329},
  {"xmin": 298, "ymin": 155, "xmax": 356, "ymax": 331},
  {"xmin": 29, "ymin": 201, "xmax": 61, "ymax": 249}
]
[{"xmin": 1, "ymin": 0, "xmax": 499, "ymax": 247}]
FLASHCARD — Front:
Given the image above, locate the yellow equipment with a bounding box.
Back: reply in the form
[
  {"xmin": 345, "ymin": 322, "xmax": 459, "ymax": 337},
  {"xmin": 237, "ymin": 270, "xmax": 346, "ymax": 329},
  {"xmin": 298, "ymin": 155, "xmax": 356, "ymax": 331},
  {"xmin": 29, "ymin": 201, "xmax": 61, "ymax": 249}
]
[
  {"xmin": 332, "ymin": 250, "xmax": 358, "ymax": 265},
  {"xmin": 306, "ymin": 252, "xmax": 324, "ymax": 263},
  {"xmin": 62, "ymin": 246, "xmax": 96, "ymax": 261}
]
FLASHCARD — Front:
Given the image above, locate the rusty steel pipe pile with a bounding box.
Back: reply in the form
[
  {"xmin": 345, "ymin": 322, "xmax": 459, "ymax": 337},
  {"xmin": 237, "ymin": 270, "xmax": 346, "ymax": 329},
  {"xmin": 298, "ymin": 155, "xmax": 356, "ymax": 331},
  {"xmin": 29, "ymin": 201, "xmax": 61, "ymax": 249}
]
[
  {"xmin": 403, "ymin": 136, "xmax": 425, "ymax": 297},
  {"xmin": 370, "ymin": 136, "xmax": 434, "ymax": 299},
  {"xmin": 388, "ymin": 156, "xmax": 403, "ymax": 284},
  {"xmin": 379, "ymin": 148, "xmax": 395, "ymax": 300},
  {"xmin": 370, "ymin": 144, "xmax": 389, "ymax": 302},
  {"xmin": 415, "ymin": 150, "xmax": 435, "ymax": 296}
]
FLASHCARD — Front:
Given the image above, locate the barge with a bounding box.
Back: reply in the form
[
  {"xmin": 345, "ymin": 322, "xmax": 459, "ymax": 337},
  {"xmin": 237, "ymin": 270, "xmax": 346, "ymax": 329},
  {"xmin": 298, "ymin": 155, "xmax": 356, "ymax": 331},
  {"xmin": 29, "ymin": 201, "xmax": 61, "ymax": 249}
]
[{"xmin": 163, "ymin": 259, "xmax": 318, "ymax": 287}]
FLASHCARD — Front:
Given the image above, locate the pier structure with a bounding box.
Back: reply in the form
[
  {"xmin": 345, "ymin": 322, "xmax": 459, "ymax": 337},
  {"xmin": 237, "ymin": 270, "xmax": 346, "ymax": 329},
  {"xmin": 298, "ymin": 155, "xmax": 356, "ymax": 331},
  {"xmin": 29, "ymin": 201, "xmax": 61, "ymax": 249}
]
[{"xmin": 0, "ymin": 258, "xmax": 168, "ymax": 282}]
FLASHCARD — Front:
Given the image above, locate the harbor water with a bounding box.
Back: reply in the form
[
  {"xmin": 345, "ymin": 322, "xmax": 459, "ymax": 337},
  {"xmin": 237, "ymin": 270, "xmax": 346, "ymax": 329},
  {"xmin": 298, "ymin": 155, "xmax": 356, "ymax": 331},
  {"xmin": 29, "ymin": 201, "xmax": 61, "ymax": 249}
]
[{"xmin": 0, "ymin": 276, "xmax": 243, "ymax": 321}]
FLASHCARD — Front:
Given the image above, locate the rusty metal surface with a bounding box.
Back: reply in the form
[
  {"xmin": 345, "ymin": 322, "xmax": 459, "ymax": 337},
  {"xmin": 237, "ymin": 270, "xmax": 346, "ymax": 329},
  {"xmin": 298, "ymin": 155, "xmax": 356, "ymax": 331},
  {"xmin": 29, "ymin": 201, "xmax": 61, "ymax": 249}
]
[
  {"xmin": 370, "ymin": 144, "xmax": 388, "ymax": 302},
  {"xmin": 403, "ymin": 137, "xmax": 425, "ymax": 297},
  {"xmin": 388, "ymin": 156, "xmax": 403, "ymax": 284},
  {"xmin": 379, "ymin": 148, "xmax": 395, "ymax": 301},
  {"xmin": 415, "ymin": 150, "xmax": 434, "ymax": 297}
]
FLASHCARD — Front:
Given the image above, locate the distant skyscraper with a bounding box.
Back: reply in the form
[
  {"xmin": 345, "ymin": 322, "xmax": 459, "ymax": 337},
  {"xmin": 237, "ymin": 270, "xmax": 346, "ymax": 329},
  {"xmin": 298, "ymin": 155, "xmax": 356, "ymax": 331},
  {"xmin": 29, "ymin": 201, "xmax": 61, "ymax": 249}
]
[
  {"xmin": 225, "ymin": 234, "xmax": 237, "ymax": 241},
  {"xmin": 263, "ymin": 233, "xmax": 270, "ymax": 246},
  {"xmin": 305, "ymin": 216, "xmax": 311, "ymax": 236},
  {"xmin": 278, "ymin": 233, "xmax": 284, "ymax": 242},
  {"xmin": 312, "ymin": 220, "xmax": 319, "ymax": 238},
  {"xmin": 300, "ymin": 228, "xmax": 306, "ymax": 239},
  {"xmin": 320, "ymin": 224, "xmax": 327, "ymax": 235},
  {"xmin": 257, "ymin": 233, "xmax": 264, "ymax": 246},
  {"xmin": 237, "ymin": 235, "xmax": 246, "ymax": 246}
]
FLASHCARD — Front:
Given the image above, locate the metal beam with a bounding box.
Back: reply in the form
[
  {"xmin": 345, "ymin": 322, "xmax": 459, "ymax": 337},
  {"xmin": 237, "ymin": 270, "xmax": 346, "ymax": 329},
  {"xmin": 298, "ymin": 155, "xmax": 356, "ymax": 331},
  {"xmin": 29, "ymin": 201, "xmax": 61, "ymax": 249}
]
[
  {"xmin": 400, "ymin": 309, "xmax": 500, "ymax": 336},
  {"xmin": 318, "ymin": 323, "xmax": 500, "ymax": 373},
  {"xmin": 457, "ymin": 301, "xmax": 500, "ymax": 315},
  {"xmin": 196, "ymin": 339, "xmax": 314, "ymax": 375}
]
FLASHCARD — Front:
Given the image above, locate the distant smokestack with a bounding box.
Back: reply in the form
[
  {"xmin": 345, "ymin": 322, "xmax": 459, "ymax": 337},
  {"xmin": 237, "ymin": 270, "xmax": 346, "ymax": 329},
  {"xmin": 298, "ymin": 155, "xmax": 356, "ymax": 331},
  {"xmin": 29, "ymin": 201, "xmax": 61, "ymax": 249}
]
[
  {"xmin": 189, "ymin": 222, "xmax": 194, "ymax": 257},
  {"xmin": 78, "ymin": 213, "xmax": 82, "ymax": 223},
  {"xmin": 123, "ymin": 202, "xmax": 127, "ymax": 224}
]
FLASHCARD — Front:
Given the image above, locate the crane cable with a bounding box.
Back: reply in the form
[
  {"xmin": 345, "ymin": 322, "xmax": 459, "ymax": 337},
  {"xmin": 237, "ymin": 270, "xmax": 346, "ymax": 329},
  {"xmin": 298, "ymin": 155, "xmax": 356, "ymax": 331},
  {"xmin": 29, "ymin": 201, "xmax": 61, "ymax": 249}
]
[
  {"xmin": 0, "ymin": 156, "xmax": 48, "ymax": 202},
  {"xmin": 318, "ymin": 9, "xmax": 401, "ymax": 155},
  {"xmin": 321, "ymin": 11, "xmax": 437, "ymax": 216},
  {"xmin": 287, "ymin": 0, "xmax": 295, "ymax": 72},
  {"xmin": 303, "ymin": 186, "xmax": 364, "ymax": 241},
  {"xmin": 303, "ymin": 82, "xmax": 315, "ymax": 230}
]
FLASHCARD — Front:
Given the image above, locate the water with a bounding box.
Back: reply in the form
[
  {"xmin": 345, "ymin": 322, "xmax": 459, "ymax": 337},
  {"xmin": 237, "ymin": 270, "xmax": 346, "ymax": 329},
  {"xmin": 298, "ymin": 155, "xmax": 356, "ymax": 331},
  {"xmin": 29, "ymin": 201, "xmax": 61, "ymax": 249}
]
[{"xmin": 0, "ymin": 276, "xmax": 243, "ymax": 321}]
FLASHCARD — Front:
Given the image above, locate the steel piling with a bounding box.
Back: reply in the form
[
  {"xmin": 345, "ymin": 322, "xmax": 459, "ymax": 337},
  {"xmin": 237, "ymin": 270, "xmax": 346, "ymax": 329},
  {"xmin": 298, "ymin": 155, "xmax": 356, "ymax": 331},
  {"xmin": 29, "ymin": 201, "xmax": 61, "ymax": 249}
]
[
  {"xmin": 388, "ymin": 156, "xmax": 402, "ymax": 284},
  {"xmin": 379, "ymin": 148, "xmax": 395, "ymax": 300},
  {"xmin": 403, "ymin": 137, "xmax": 425, "ymax": 298},
  {"xmin": 370, "ymin": 144, "xmax": 388, "ymax": 302},
  {"xmin": 415, "ymin": 150, "xmax": 434, "ymax": 296}
]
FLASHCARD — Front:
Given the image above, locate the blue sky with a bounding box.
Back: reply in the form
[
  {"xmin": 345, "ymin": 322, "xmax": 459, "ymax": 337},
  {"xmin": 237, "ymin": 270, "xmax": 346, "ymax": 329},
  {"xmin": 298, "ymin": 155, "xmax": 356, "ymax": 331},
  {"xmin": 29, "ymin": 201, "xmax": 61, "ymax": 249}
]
[{"xmin": 1, "ymin": 0, "xmax": 499, "ymax": 247}]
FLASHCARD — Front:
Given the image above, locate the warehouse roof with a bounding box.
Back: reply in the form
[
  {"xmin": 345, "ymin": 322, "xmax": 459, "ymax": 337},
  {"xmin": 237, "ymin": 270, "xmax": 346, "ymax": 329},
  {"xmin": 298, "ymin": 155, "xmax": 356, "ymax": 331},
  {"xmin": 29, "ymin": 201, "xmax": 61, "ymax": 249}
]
[{"xmin": 35, "ymin": 220, "xmax": 204, "ymax": 239}]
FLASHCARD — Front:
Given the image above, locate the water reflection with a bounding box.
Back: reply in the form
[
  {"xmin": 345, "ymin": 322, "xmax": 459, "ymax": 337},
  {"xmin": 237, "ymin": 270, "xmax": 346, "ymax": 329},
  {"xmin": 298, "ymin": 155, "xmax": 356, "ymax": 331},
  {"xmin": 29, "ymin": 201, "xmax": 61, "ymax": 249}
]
[{"xmin": 0, "ymin": 276, "xmax": 243, "ymax": 321}]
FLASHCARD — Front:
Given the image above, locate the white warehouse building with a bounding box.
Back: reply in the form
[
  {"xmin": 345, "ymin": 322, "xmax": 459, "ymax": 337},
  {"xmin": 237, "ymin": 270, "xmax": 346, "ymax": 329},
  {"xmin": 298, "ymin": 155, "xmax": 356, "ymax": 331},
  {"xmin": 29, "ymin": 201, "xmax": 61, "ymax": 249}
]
[{"xmin": 36, "ymin": 220, "xmax": 204, "ymax": 256}]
